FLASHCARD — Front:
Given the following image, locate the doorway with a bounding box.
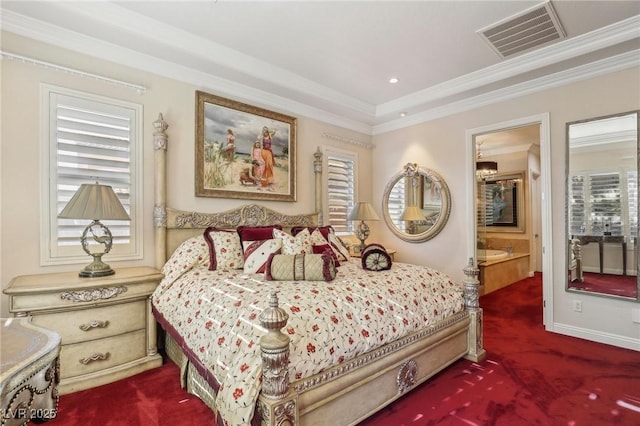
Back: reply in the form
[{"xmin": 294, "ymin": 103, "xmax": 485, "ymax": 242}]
[{"xmin": 466, "ymin": 113, "xmax": 554, "ymax": 329}]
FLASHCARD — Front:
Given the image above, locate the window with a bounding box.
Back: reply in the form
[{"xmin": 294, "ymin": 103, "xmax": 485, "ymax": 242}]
[
  {"xmin": 387, "ymin": 178, "xmax": 407, "ymax": 232},
  {"xmin": 569, "ymin": 169, "xmax": 636, "ymax": 240},
  {"xmin": 324, "ymin": 149, "xmax": 357, "ymax": 234},
  {"xmin": 40, "ymin": 85, "xmax": 142, "ymax": 265}
]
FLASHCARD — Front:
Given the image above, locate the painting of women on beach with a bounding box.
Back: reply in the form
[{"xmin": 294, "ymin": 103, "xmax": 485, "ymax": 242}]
[{"xmin": 195, "ymin": 91, "xmax": 296, "ymax": 201}]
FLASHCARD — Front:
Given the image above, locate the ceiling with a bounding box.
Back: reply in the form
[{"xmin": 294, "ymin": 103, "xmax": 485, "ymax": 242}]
[{"xmin": 1, "ymin": 1, "xmax": 639, "ymax": 135}]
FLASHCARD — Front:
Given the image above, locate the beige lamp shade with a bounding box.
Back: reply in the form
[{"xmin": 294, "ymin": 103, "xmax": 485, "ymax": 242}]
[
  {"xmin": 58, "ymin": 183, "xmax": 130, "ymax": 221},
  {"xmin": 348, "ymin": 202, "xmax": 380, "ymax": 221},
  {"xmin": 401, "ymin": 205, "xmax": 427, "ymax": 222}
]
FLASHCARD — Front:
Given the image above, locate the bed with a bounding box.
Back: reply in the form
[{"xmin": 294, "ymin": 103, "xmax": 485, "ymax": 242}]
[{"xmin": 150, "ymin": 113, "xmax": 486, "ymax": 425}]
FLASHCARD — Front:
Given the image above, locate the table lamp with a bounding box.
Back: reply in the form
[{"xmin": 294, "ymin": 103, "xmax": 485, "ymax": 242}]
[
  {"xmin": 348, "ymin": 202, "xmax": 380, "ymax": 252},
  {"xmin": 401, "ymin": 205, "xmax": 427, "ymax": 234},
  {"xmin": 58, "ymin": 183, "xmax": 130, "ymax": 277}
]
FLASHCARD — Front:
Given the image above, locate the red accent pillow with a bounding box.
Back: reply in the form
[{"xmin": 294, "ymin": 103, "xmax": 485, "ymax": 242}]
[
  {"xmin": 237, "ymin": 225, "xmax": 283, "ymax": 243},
  {"xmin": 291, "ymin": 226, "xmax": 334, "ymax": 240},
  {"xmin": 312, "ymin": 244, "xmax": 340, "ymax": 267}
]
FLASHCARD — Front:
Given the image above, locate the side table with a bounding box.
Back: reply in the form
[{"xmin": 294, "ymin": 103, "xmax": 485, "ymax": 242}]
[{"xmin": 4, "ymin": 267, "xmax": 163, "ymax": 394}]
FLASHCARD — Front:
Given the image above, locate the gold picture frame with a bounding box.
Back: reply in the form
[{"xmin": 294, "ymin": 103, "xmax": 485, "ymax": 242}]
[{"xmin": 195, "ymin": 91, "xmax": 296, "ymax": 201}]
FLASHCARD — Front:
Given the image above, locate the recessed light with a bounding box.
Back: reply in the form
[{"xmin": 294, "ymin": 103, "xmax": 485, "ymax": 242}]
[
  {"xmin": 400, "ymin": 112, "xmax": 407, "ymax": 117},
  {"xmin": 389, "ymin": 77, "xmax": 399, "ymax": 84}
]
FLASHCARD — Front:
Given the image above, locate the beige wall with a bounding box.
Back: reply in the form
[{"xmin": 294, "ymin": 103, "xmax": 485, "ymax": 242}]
[
  {"xmin": 0, "ymin": 33, "xmax": 373, "ymax": 316},
  {"xmin": 372, "ymin": 67, "xmax": 640, "ymax": 349},
  {"xmin": 2, "ymin": 31, "xmax": 639, "ymax": 349}
]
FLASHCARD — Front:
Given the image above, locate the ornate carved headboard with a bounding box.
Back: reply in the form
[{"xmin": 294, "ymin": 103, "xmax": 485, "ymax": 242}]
[{"xmin": 151, "ymin": 114, "xmax": 322, "ymax": 269}]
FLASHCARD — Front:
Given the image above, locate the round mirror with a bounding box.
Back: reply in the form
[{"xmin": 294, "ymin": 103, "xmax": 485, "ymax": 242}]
[{"xmin": 382, "ymin": 163, "xmax": 451, "ymax": 242}]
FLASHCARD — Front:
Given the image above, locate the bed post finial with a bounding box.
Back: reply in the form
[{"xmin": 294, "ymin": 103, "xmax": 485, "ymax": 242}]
[
  {"xmin": 153, "ymin": 113, "xmax": 169, "ymax": 270},
  {"xmin": 259, "ymin": 292, "xmax": 291, "ymax": 400},
  {"xmin": 314, "ymin": 147, "xmax": 323, "ymax": 225},
  {"xmin": 463, "ymin": 258, "xmax": 486, "ymax": 362},
  {"xmin": 463, "ymin": 258, "xmax": 479, "ymax": 309}
]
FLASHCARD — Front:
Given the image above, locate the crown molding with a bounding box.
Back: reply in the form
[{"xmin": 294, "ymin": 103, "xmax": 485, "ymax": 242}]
[
  {"xmin": 376, "ymin": 15, "xmax": 640, "ymax": 118},
  {"xmin": 0, "ymin": 50, "xmax": 147, "ymax": 94},
  {"xmin": 1, "ymin": 7, "xmax": 638, "ymax": 138},
  {"xmin": 321, "ymin": 132, "xmax": 375, "ymax": 150},
  {"xmin": 373, "ymin": 49, "xmax": 640, "ymax": 135},
  {"xmin": 3, "ymin": 3, "xmax": 375, "ymax": 119},
  {"xmin": 0, "ymin": 8, "xmax": 374, "ymax": 135}
]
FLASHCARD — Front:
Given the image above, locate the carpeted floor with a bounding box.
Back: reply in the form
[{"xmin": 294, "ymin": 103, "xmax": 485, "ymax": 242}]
[
  {"xmin": 362, "ymin": 273, "xmax": 640, "ymax": 425},
  {"xmin": 569, "ymin": 271, "xmax": 637, "ymax": 298},
  {"xmin": 48, "ymin": 273, "xmax": 640, "ymax": 425}
]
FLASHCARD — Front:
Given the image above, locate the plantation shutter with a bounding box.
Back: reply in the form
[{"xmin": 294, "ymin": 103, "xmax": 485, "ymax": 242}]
[
  {"xmin": 628, "ymin": 171, "xmax": 638, "ymax": 238},
  {"xmin": 53, "ymin": 93, "xmax": 133, "ymax": 248},
  {"xmin": 589, "ymin": 173, "xmax": 621, "ymax": 235},
  {"xmin": 326, "ymin": 155, "xmax": 355, "ymax": 233},
  {"xmin": 388, "ymin": 179, "xmax": 407, "ymax": 232},
  {"xmin": 569, "ymin": 175, "xmax": 586, "ymax": 235}
]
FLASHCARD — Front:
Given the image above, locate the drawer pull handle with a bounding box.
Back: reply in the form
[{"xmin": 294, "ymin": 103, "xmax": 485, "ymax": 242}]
[
  {"xmin": 79, "ymin": 352, "xmax": 110, "ymax": 365},
  {"xmin": 79, "ymin": 320, "xmax": 110, "ymax": 331}
]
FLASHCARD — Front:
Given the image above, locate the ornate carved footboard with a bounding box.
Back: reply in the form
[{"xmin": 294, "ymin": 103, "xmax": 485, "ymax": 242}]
[
  {"xmin": 151, "ymin": 113, "xmax": 485, "ymax": 425},
  {"xmin": 256, "ymin": 260, "xmax": 485, "ymax": 426}
]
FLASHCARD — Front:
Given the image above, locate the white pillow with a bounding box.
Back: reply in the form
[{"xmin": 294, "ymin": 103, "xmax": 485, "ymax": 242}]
[
  {"xmin": 204, "ymin": 228, "xmax": 244, "ymax": 270},
  {"xmin": 242, "ymin": 239, "xmax": 282, "ymax": 274},
  {"xmin": 328, "ymin": 233, "xmax": 350, "ymax": 262},
  {"xmin": 273, "ymin": 228, "xmax": 312, "ymax": 255},
  {"xmin": 309, "ymin": 228, "xmax": 329, "ymax": 246}
]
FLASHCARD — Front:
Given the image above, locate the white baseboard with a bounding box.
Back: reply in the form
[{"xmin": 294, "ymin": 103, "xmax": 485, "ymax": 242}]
[{"xmin": 551, "ymin": 322, "xmax": 640, "ymax": 351}]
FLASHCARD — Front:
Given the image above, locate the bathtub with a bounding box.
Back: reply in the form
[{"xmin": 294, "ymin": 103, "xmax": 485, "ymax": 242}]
[{"xmin": 477, "ymin": 249, "xmax": 509, "ymax": 261}]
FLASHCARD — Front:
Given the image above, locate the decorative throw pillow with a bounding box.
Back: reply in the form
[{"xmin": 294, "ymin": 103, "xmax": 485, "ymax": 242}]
[
  {"xmin": 328, "ymin": 233, "xmax": 350, "ymax": 262},
  {"xmin": 237, "ymin": 225, "xmax": 283, "ymax": 244},
  {"xmin": 309, "ymin": 228, "xmax": 329, "ymax": 245},
  {"xmin": 361, "ymin": 243, "xmax": 392, "ymax": 271},
  {"xmin": 242, "ymin": 238, "xmax": 282, "ymax": 274},
  {"xmin": 203, "ymin": 227, "xmax": 244, "ymax": 271},
  {"xmin": 161, "ymin": 236, "xmax": 211, "ymax": 283},
  {"xmin": 312, "ymin": 244, "xmax": 340, "ymax": 267},
  {"xmin": 309, "ymin": 229, "xmax": 340, "ymax": 266},
  {"xmin": 265, "ymin": 251, "xmax": 336, "ymax": 282},
  {"xmin": 291, "ymin": 226, "xmax": 334, "ymax": 240},
  {"xmin": 273, "ymin": 228, "xmax": 312, "ymax": 255}
]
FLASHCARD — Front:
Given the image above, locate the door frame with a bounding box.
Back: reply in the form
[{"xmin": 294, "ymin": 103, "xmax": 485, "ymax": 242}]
[{"xmin": 465, "ymin": 113, "xmax": 554, "ymax": 328}]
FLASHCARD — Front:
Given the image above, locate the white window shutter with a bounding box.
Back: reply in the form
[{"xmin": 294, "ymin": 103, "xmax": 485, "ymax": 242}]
[{"xmin": 326, "ymin": 155, "xmax": 355, "ymax": 233}]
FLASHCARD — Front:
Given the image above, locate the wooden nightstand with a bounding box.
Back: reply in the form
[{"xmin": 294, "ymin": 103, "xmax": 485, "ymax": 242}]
[{"xmin": 4, "ymin": 267, "xmax": 163, "ymax": 394}]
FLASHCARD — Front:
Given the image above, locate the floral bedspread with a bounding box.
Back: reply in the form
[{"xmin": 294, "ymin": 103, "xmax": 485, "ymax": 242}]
[{"xmin": 151, "ymin": 237, "xmax": 465, "ymax": 425}]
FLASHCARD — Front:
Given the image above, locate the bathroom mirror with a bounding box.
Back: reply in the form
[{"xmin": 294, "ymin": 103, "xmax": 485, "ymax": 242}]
[
  {"xmin": 382, "ymin": 163, "xmax": 451, "ymax": 242},
  {"xmin": 566, "ymin": 110, "xmax": 639, "ymax": 301}
]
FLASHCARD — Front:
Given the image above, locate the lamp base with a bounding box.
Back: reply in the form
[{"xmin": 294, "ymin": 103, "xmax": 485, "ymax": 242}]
[
  {"xmin": 79, "ymin": 255, "xmax": 115, "ymax": 278},
  {"xmin": 355, "ymin": 220, "xmax": 370, "ymax": 253}
]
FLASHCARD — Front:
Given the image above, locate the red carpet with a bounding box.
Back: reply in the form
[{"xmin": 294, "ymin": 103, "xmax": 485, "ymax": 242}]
[
  {"xmin": 49, "ymin": 274, "xmax": 640, "ymax": 425},
  {"xmin": 569, "ymin": 272, "xmax": 637, "ymax": 298},
  {"xmin": 362, "ymin": 273, "xmax": 640, "ymax": 426}
]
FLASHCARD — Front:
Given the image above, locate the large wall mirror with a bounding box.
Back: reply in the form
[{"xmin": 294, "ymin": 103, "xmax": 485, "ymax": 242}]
[
  {"xmin": 566, "ymin": 110, "xmax": 639, "ymax": 301},
  {"xmin": 382, "ymin": 163, "xmax": 451, "ymax": 242}
]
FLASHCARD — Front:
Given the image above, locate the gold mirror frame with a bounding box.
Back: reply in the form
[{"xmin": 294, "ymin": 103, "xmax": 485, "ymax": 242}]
[
  {"xmin": 382, "ymin": 163, "xmax": 451, "ymax": 243},
  {"xmin": 565, "ymin": 110, "xmax": 639, "ymax": 301}
]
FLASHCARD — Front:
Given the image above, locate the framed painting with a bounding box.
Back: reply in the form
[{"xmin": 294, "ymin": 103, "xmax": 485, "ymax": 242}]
[
  {"xmin": 195, "ymin": 91, "xmax": 296, "ymax": 201},
  {"xmin": 478, "ymin": 172, "xmax": 525, "ymax": 232}
]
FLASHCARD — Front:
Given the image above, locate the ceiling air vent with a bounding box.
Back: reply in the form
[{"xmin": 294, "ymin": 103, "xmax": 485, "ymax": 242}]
[{"xmin": 478, "ymin": 1, "xmax": 566, "ymax": 58}]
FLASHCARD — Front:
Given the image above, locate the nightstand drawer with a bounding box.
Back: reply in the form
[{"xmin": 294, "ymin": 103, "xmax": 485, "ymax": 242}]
[
  {"xmin": 31, "ymin": 300, "xmax": 146, "ymax": 345},
  {"xmin": 5, "ymin": 267, "xmax": 163, "ymax": 393},
  {"xmin": 60, "ymin": 329, "xmax": 146, "ymax": 379}
]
